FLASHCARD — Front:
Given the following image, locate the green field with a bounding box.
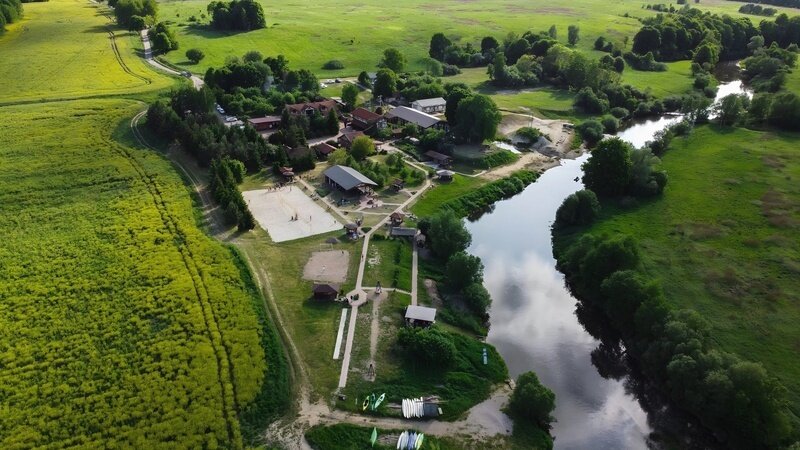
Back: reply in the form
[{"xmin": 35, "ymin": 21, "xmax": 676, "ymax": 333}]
[
  {"xmin": 158, "ymin": 0, "xmax": 766, "ymax": 77},
  {"xmin": 583, "ymin": 126, "xmax": 800, "ymax": 414},
  {"xmin": 0, "ymin": 99, "xmax": 278, "ymax": 447},
  {"xmin": 411, "ymin": 174, "xmax": 486, "ymax": 217},
  {"xmin": 0, "ymin": 0, "xmax": 177, "ymax": 104}
]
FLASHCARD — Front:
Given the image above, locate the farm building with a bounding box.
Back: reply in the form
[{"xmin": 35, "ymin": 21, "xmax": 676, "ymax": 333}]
[
  {"xmin": 313, "ymin": 142, "xmax": 337, "ymax": 159},
  {"xmin": 385, "ymin": 106, "xmax": 445, "ymax": 130},
  {"xmin": 286, "ymin": 100, "xmax": 337, "ymax": 117},
  {"xmin": 424, "ymin": 151, "xmax": 453, "ymax": 168},
  {"xmin": 350, "ymin": 107, "xmax": 385, "ymax": 130},
  {"xmin": 405, "ymin": 305, "xmax": 437, "ymax": 328},
  {"xmin": 390, "ymin": 227, "xmax": 418, "ymax": 239},
  {"xmin": 411, "ymin": 97, "xmax": 446, "ymax": 114},
  {"xmin": 389, "ymin": 212, "xmax": 404, "ymax": 226},
  {"xmin": 323, "ymin": 165, "xmax": 377, "ymax": 194},
  {"xmin": 436, "ymin": 169, "xmax": 455, "ymax": 181},
  {"xmin": 312, "ymin": 283, "xmax": 339, "ymax": 300},
  {"xmin": 337, "ymin": 130, "xmax": 365, "ymax": 149},
  {"xmin": 247, "ymin": 115, "xmax": 282, "ymax": 131}
]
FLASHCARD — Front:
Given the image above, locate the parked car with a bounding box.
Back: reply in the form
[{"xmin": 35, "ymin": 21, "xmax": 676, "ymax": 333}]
[
  {"xmin": 334, "ymin": 78, "xmax": 341, "ymax": 83},
  {"xmin": 180, "ymin": 71, "xmax": 191, "ymax": 78}
]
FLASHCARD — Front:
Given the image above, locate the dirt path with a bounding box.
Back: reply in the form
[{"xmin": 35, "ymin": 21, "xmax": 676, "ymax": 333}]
[{"xmin": 139, "ymin": 30, "xmax": 204, "ymax": 89}]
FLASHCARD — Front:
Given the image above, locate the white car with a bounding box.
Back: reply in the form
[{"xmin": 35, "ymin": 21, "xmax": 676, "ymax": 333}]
[
  {"xmin": 320, "ymin": 83, "xmax": 328, "ymax": 88},
  {"xmin": 225, "ymin": 116, "xmax": 236, "ymax": 123}
]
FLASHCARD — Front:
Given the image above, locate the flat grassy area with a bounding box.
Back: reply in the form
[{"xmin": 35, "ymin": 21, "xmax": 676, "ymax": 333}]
[
  {"xmin": 363, "ymin": 238, "xmax": 413, "ymax": 291},
  {"xmin": 620, "ymin": 60, "xmax": 695, "ymax": 98},
  {"xmin": 158, "ymin": 0, "xmax": 761, "ymax": 77},
  {"xmin": 235, "ymin": 229, "xmax": 362, "ymax": 398},
  {"xmin": 0, "ymin": 99, "xmax": 277, "ymax": 447},
  {"xmin": 0, "ymin": 0, "xmax": 177, "ymax": 104},
  {"xmin": 583, "ymin": 126, "xmax": 800, "ymax": 415},
  {"xmin": 411, "ymin": 175, "xmax": 486, "ymax": 217}
]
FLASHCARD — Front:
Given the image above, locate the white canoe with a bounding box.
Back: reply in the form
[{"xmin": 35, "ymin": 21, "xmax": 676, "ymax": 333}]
[
  {"xmin": 402, "ymin": 399, "xmax": 407, "ymax": 418},
  {"xmin": 397, "ymin": 431, "xmax": 407, "ymax": 449}
]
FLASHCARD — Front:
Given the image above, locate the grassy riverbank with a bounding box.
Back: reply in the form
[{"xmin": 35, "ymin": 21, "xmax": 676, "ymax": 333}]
[{"xmin": 558, "ymin": 125, "xmax": 800, "ymax": 419}]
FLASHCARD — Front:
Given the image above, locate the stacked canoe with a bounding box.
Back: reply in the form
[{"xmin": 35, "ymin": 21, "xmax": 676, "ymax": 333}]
[
  {"xmin": 396, "ymin": 430, "xmax": 424, "ymax": 449},
  {"xmin": 401, "ymin": 398, "xmax": 425, "ymax": 419}
]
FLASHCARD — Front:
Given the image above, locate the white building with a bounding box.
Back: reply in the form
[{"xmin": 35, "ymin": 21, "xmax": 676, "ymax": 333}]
[{"xmin": 411, "ymin": 97, "xmax": 446, "ymax": 114}]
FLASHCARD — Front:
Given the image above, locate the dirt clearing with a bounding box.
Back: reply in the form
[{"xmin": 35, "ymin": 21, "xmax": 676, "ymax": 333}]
[
  {"xmin": 243, "ymin": 187, "xmax": 342, "ymax": 242},
  {"xmin": 302, "ymin": 250, "xmax": 350, "ymax": 283}
]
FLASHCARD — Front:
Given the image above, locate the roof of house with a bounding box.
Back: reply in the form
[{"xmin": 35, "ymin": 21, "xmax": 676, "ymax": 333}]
[
  {"xmin": 324, "ymin": 165, "xmax": 377, "ymax": 190},
  {"xmin": 285, "ymin": 100, "xmax": 336, "ymax": 115},
  {"xmin": 339, "ymin": 130, "xmax": 365, "ymax": 144},
  {"xmin": 344, "ymin": 223, "xmax": 359, "ymax": 230},
  {"xmin": 313, "ymin": 283, "xmax": 339, "ymax": 295},
  {"xmin": 351, "ymin": 107, "xmax": 382, "ymax": 122},
  {"xmin": 436, "ymin": 169, "xmax": 455, "ymax": 177},
  {"xmin": 412, "ymin": 97, "xmax": 446, "ymax": 107},
  {"xmin": 385, "ymin": 106, "xmax": 442, "ymax": 129},
  {"xmin": 313, "ymin": 142, "xmax": 337, "ymax": 155},
  {"xmin": 390, "ymin": 212, "xmax": 405, "ymax": 220},
  {"xmin": 391, "ymin": 227, "xmax": 418, "ymax": 237},
  {"xmin": 405, "ymin": 305, "xmax": 437, "ymax": 322},
  {"xmin": 424, "ymin": 150, "xmax": 453, "ymax": 161},
  {"xmin": 247, "ymin": 115, "xmax": 282, "ymax": 124}
]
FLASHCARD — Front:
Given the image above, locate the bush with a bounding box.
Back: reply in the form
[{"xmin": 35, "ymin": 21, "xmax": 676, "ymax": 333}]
[
  {"xmin": 555, "ymin": 189, "xmax": 600, "ymax": 227},
  {"xmin": 610, "ymin": 107, "xmax": 630, "ymax": 119},
  {"xmin": 509, "ymin": 371, "xmax": 556, "ymax": 429},
  {"xmin": 185, "ymin": 48, "xmax": 205, "ymax": 64},
  {"xmin": 581, "ymin": 137, "xmax": 633, "ymax": 197},
  {"xmin": 426, "ymin": 209, "xmax": 472, "ymax": 259},
  {"xmin": 577, "ymin": 120, "xmax": 604, "ymax": 145},
  {"xmin": 600, "ymin": 115, "xmax": 619, "ymax": 134},
  {"xmin": 445, "ymin": 251, "xmax": 484, "ymax": 290},
  {"xmin": 516, "ymin": 126, "xmax": 542, "ymax": 142},
  {"xmin": 439, "ymin": 171, "xmax": 539, "ymax": 217},
  {"xmin": 396, "ymin": 327, "xmax": 457, "ymax": 369},
  {"xmin": 322, "ymin": 59, "xmax": 344, "ymax": 70}
]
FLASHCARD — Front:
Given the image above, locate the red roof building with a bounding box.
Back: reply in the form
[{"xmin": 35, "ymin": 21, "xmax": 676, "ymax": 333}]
[
  {"xmin": 338, "ymin": 131, "xmax": 365, "ymax": 149},
  {"xmin": 285, "ymin": 100, "xmax": 337, "ymax": 117},
  {"xmin": 350, "ymin": 107, "xmax": 384, "ymax": 130},
  {"xmin": 247, "ymin": 115, "xmax": 281, "ymax": 131}
]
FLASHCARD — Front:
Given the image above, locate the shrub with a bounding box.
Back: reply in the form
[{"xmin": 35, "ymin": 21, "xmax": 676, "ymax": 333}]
[
  {"xmin": 445, "ymin": 251, "xmax": 484, "ymax": 290},
  {"xmin": 610, "ymin": 107, "xmax": 630, "ymax": 119},
  {"xmin": 396, "ymin": 327, "xmax": 457, "ymax": 369},
  {"xmin": 185, "ymin": 48, "xmax": 205, "ymax": 64},
  {"xmin": 577, "ymin": 120, "xmax": 604, "ymax": 145},
  {"xmin": 322, "ymin": 59, "xmax": 344, "ymax": 70},
  {"xmin": 600, "ymin": 115, "xmax": 619, "ymax": 134},
  {"xmin": 555, "ymin": 189, "xmax": 600, "ymax": 227},
  {"xmin": 516, "ymin": 126, "xmax": 542, "ymax": 142},
  {"xmin": 509, "ymin": 371, "xmax": 556, "ymax": 429},
  {"xmin": 581, "ymin": 137, "xmax": 633, "ymax": 197},
  {"xmin": 439, "ymin": 171, "xmax": 538, "ymax": 217}
]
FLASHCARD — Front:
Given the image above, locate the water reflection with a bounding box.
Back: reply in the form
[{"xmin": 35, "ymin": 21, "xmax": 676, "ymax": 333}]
[{"xmin": 467, "ymin": 156, "xmax": 653, "ymax": 449}]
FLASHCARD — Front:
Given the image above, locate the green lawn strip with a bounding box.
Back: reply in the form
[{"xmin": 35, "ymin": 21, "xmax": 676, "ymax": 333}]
[
  {"xmin": 411, "ymin": 175, "xmax": 487, "ymax": 217},
  {"xmin": 580, "ymin": 125, "xmax": 800, "ymax": 415},
  {"xmin": 363, "ymin": 238, "xmax": 413, "ymax": 291}
]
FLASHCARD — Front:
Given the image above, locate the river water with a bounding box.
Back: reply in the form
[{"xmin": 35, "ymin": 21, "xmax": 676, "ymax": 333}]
[{"xmin": 466, "ymin": 65, "xmax": 750, "ymax": 449}]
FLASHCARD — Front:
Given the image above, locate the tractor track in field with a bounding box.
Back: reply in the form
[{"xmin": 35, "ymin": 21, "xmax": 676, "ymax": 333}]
[
  {"xmin": 126, "ymin": 111, "xmax": 243, "ymax": 448},
  {"xmin": 106, "ymin": 29, "xmax": 151, "ymax": 85}
]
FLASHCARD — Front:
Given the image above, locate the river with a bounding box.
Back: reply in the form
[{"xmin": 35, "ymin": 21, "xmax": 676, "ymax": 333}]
[{"xmin": 465, "ymin": 64, "xmax": 750, "ymax": 449}]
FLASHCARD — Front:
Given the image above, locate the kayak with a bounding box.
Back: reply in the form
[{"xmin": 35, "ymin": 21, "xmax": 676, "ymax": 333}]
[
  {"xmin": 374, "ymin": 393, "xmax": 386, "ymax": 410},
  {"xmin": 415, "ymin": 433, "xmax": 424, "ymax": 449},
  {"xmin": 362, "ymin": 397, "xmax": 369, "ymax": 411}
]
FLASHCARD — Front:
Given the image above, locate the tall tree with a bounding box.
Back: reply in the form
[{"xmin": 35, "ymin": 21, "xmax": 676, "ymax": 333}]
[
  {"xmin": 427, "ymin": 210, "xmax": 471, "ymax": 259},
  {"xmin": 581, "ymin": 137, "xmax": 634, "ymax": 197},
  {"xmin": 548, "ymin": 25, "xmax": 557, "ymax": 40},
  {"xmin": 454, "ymin": 94, "xmax": 502, "ymax": 143},
  {"xmin": 429, "ymin": 33, "xmax": 452, "ymax": 61},
  {"xmin": 372, "ymin": 68, "xmax": 397, "ymax": 99},
  {"xmin": 381, "ymin": 48, "xmax": 406, "ymax": 72},
  {"xmin": 568, "ymin": 25, "xmax": 580, "ymax": 46},
  {"xmin": 341, "ymin": 83, "xmax": 359, "ymax": 110}
]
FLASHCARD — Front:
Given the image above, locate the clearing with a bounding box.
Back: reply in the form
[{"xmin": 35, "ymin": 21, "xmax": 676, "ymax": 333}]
[
  {"xmin": 243, "ymin": 187, "xmax": 343, "ymax": 242},
  {"xmin": 303, "ymin": 250, "xmax": 351, "ymax": 283}
]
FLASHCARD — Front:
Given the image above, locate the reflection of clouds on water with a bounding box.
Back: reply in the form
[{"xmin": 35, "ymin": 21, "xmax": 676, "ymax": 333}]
[{"xmin": 476, "ymin": 251, "xmax": 650, "ymax": 449}]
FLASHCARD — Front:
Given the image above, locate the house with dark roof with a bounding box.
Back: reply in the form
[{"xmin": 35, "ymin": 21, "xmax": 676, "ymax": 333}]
[
  {"xmin": 389, "ymin": 212, "xmax": 404, "ymax": 226},
  {"xmin": 390, "ymin": 227, "xmax": 418, "ymax": 239},
  {"xmin": 312, "ymin": 142, "xmax": 337, "ymax": 159},
  {"xmin": 350, "ymin": 107, "xmax": 385, "ymax": 130},
  {"xmin": 285, "ymin": 100, "xmax": 337, "ymax": 117},
  {"xmin": 337, "ymin": 130, "xmax": 365, "ymax": 149},
  {"xmin": 247, "ymin": 115, "xmax": 282, "ymax": 131},
  {"xmin": 411, "ymin": 97, "xmax": 446, "ymax": 114},
  {"xmin": 312, "ymin": 283, "xmax": 340, "ymax": 300},
  {"xmin": 424, "ymin": 151, "xmax": 453, "ymax": 168},
  {"xmin": 385, "ymin": 106, "xmax": 445, "ymax": 130},
  {"xmin": 323, "ymin": 165, "xmax": 377, "ymax": 194}
]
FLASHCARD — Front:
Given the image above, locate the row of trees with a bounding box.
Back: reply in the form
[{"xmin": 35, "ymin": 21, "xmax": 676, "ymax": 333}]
[
  {"xmin": 0, "ymin": 0, "xmax": 23, "ymax": 32},
  {"xmin": 738, "ymin": 3, "xmax": 778, "ymax": 16},
  {"xmin": 148, "ymin": 21, "xmax": 178, "ymax": 55},
  {"xmin": 741, "ymin": 40, "xmax": 798, "ymax": 92},
  {"xmin": 555, "ymin": 233, "xmax": 793, "ymax": 449},
  {"xmin": 728, "ymin": 0, "xmax": 800, "ymax": 10},
  {"xmin": 209, "ymin": 158, "xmax": 256, "ymax": 230},
  {"xmin": 207, "ymin": 0, "xmax": 266, "ymax": 31},
  {"xmin": 581, "ymin": 138, "xmax": 668, "ymax": 198}
]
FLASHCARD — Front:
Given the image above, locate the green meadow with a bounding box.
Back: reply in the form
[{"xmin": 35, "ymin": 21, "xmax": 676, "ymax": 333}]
[
  {"xmin": 583, "ymin": 126, "xmax": 800, "ymax": 413},
  {"xmin": 0, "ymin": 0, "xmax": 176, "ymax": 104},
  {"xmin": 158, "ymin": 0, "xmax": 761, "ymax": 77}
]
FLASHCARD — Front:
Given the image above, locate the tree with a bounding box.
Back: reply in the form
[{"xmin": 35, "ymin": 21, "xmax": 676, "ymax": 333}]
[
  {"xmin": 567, "ymin": 25, "xmax": 580, "ymax": 46},
  {"xmin": 349, "ymin": 135, "xmax": 375, "ymax": 160},
  {"xmin": 454, "ymin": 94, "xmax": 502, "ymax": 143},
  {"xmin": 372, "ymin": 68, "xmax": 397, "ymax": 99},
  {"xmin": 396, "ymin": 327, "xmax": 457, "ymax": 369},
  {"xmin": 381, "ymin": 48, "xmax": 406, "ymax": 72},
  {"xmin": 427, "ymin": 209, "xmax": 471, "ymax": 259},
  {"xmin": 341, "ymin": 83, "xmax": 359, "ymax": 110},
  {"xmin": 243, "ymin": 50, "xmax": 263, "ymax": 63},
  {"xmin": 581, "ymin": 137, "xmax": 633, "ymax": 197},
  {"xmin": 445, "ymin": 251, "xmax": 484, "ymax": 290},
  {"xmin": 481, "ymin": 36, "xmax": 499, "ymax": 53},
  {"xmin": 325, "ymin": 109, "xmax": 339, "ymax": 135},
  {"xmin": 555, "ymin": 189, "xmax": 600, "ymax": 227},
  {"xmin": 357, "ymin": 71, "xmax": 372, "ymax": 88},
  {"xmin": 114, "ymin": 0, "xmax": 157, "ymax": 27},
  {"xmin": 548, "ymin": 25, "xmax": 557, "ymax": 40},
  {"xmin": 185, "ymin": 48, "xmax": 205, "ymax": 64},
  {"xmin": 463, "ymin": 283, "xmax": 492, "ymax": 315},
  {"xmin": 128, "ymin": 15, "xmax": 147, "ymax": 31},
  {"xmin": 576, "ymin": 119, "xmax": 604, "ymax": 145},
  {"xmin": 632, "ymin": 26, "xmax": 661, "ymax": 54},
  {"xmin": 444, "ymin": 83, "xmax": 471, "ymax": 126},
  {"xmin": 207, "ymin": 0, "xmax": 266, "ymax": 31},
  {"xmin": 509, "ymin": 371, "xmax": 556, "ymax": 428},
  {"xmin": 714, "ymin": 93, "xmax": 749, "ymax": 126},
  {"xmin": 767, "ymin": 91, "xmax": 800, "ymax": 130},
  {"xmin": 505, "ymin": 38, "xmax": 530, "ymax": 65},
  {"xmin": 429, "ymin": 33, "xmax": 452, "ymax": 61}
]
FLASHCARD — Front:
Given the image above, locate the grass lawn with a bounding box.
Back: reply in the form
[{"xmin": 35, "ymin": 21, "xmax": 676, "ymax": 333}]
[
  {"xmin": 157, "ymin": 0, "xmax": 763, "ymax": 78},
  {"xmin": 411, "ymin": 175, "xmax": 486, "ymax": 217},
  {"xmin": 0, "ymin": 0, "xmax": 177, "ymax": 104},
  {"xmin": 582, "ymin": 125, "xmax": 800, "ymax": 416},
  {"xmin": 363, "ymin": 238, "xmax": 413, "ymax": 291},
  {"xmin": 235, "ymin": 229, "xmax": 362, "ymax": 398},
  {"xmin": 620, "ymin": 60, "xmax": 696, "ymax": 98},
  {"xmin": 0, "ymin": 99, "xmax": 280, "ymax": 447}
]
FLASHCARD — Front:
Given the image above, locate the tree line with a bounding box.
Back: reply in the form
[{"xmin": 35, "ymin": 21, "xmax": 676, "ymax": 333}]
[
  {"xmin": 739, "ymin": 3, "xmax": 779, "ymax": 16},
  {"xmin": 728, "ymin": 0, "xmax": 800, "ymax": 9}
]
